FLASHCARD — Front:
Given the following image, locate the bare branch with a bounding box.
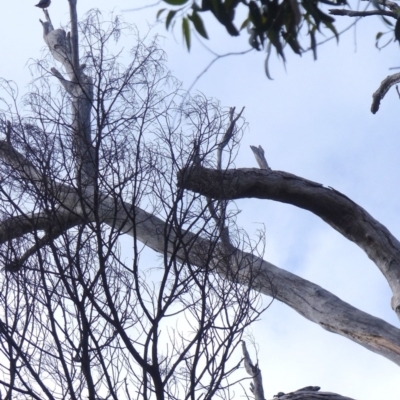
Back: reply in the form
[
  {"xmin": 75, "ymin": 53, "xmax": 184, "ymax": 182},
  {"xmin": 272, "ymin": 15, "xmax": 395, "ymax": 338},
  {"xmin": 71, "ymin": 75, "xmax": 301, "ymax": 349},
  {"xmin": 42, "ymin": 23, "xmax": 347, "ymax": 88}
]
[
  {"xmin": 242, "ymin": 341, "xmax": 265, "ymax": 400},
  {"xmin": 272, "ymin": 389, "xmax": 356, "ymax": 400},
  {"xmin": 68, "ymin": 0, "xmax": 80, "ymax": 79},
  {"xmin": 107, "ymin": 200, "xmax": 400, "ymax": 366},
  {"xmin": 5, "ymin": 180, "xmax": 400, "ymax": 367},
  {"xmin": 0, "ymin": 140, "xmax": 42, "ymax": 183},
  {"xmin": 40, "ymin": 7, "xmax": 95, "ymax": 185},
  {"xmin": 0, "ymin": 210, "xmax": 83, "ymax": 246},
  {"xmin": 250, "ymin": 145, "xmax": 271, "ymax": 170},
  {"xmin": 329, "ymin": 8, "xmax": 396, "ymax": 18},
  {"xmin": 217, "ymin": 106, "xmax": 245, "ymax": 169},
  {"xmin": 361, "ymin": 0, "xmax": 400, "ymax": 11},
  {"xmin": 177, "ymin": 166, "xmax": 400, "ymax": 319},
  {"xmin": 371, "ymin": 72, "xmax": 400, "ymax": 113}
]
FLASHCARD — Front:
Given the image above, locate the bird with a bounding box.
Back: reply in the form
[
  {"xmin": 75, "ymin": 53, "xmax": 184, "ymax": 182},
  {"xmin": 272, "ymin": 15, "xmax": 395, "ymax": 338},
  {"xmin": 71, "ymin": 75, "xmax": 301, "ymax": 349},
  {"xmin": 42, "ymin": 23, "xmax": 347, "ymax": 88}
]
[{"xmin": 35, "ymin": 0, "xmax": 51, "ymax": 9}]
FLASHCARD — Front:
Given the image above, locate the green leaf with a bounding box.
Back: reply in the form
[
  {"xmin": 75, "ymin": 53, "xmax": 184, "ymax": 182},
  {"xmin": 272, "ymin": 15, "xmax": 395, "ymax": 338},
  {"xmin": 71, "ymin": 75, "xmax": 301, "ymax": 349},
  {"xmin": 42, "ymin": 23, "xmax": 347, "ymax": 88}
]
[
  {"xmin": 188, "ymin": 11, "xmax": 209, "ymax": 39},
  {"xmin": 249, "ymin": 1, "xmax": 263, "ymax": 28},
  {"xmin": 395, "ymin": 18, "xmax": 400, "ymax": 41},
  {"xmin": 374, "ymin": 31, "xmax": 392, "ymax": 50},
  {"xmin": 264, "ymin": 43, "xmax": 274, "ymax": 80},
  {"xmin": 268, "ymin": 30, "xmax": 285, "ymax": 61},
  {"xmin": 325, "ymin": 21, "xmax": 339, "ymax": 43},
  {"xmin": 211, "ymin": 0, "xmax": 220, "ymax": 16},
  {"xmin": 310, "ymin": 28, "xmax": 317, "ymax": 60},
  {"xmin": 166, "ymin": 10, "xmax": 177, "ymax": 30},
  {"xmin": 182, "ymin": 17, "xmax": 191, "ymax": 50},
  {"xmin": 156, "ymin": 8, "xmax": 166, "ymax": 20},
  {"xmin": 382, "ymin": 15, "xmax": 394, "ymax": 26},
  {"xmin": 191, "ymin": 2, "xmax": 201, "ymax": 11},
  {"xmin": 162, "ymin": 0, "xmax": 189, "ymax": 5},
  {"xmin": 282, "ymin": 32, "xmax": 302, "ymax": 55},
  {"xmin": 240, "ymin": 16, "xmax": 250, "ymax": 31}
]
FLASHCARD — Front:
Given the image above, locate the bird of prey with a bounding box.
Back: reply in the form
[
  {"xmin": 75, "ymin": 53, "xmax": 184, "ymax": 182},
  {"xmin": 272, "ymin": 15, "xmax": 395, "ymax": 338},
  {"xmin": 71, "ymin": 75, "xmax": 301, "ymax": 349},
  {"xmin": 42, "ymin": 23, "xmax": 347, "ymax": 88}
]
[{"xmin": 35, "ymin": 0, "xmax": 51, "ymax": 9}]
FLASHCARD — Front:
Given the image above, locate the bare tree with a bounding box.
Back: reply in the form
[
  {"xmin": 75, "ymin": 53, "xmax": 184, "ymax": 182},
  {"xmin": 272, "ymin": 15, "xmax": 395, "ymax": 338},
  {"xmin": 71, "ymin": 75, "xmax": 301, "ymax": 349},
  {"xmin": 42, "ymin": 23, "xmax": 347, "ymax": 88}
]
[
  {"xmin": 0, "ymin": 1, "xmax": 399, "ymax": 400},
  {"xmin": 0, "ymin": 4, "xmax": 266, "ymax": 400}
]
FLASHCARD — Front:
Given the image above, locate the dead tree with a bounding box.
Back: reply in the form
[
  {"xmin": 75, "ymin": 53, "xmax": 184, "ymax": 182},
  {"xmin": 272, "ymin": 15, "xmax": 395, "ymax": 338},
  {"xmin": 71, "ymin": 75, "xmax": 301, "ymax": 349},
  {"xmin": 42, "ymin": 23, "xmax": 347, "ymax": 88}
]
[
  {"xmin": 0, "ymin": 4, "xmax": 265, "ymax": 400},
  {"xmin": 0, "ymin": 1, "xmax": 398, "ymax": 400}
]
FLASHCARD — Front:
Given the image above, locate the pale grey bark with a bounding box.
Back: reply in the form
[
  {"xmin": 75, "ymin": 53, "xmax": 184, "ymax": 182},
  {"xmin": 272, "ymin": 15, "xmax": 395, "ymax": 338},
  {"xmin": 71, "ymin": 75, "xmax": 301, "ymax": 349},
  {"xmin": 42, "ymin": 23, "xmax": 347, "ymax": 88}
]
[
  {"xmin": 241, "ymin": 342, "xmax": 356, "ymax": 400},
  {"xmin": 0, "ymin": 2, "xmax": 398, "ymax": 398},
  {"xmin": 370, "ymin": 72, "xmax": 400, "ymax": 114},
  {"xmin": 1, "ymin": 137, "xmax": 400, "ymax": 366},
  {"xmin": 242, "ymin": 341, "xmax": 265, "ymax": 400},
  {"xmin": 250, "ymin": 145, "xmax": 271, "ymax": 170},
  {"xmin": 40, "ymin": 2, "xmax": 95, "ymax": 186},
  {"xmin": 177, "ymin": 165, "xmax": 400, "ymax": 321},
  {"xmin": 271, "ymin": 392, "xmax": 356, "ymax": 400}
]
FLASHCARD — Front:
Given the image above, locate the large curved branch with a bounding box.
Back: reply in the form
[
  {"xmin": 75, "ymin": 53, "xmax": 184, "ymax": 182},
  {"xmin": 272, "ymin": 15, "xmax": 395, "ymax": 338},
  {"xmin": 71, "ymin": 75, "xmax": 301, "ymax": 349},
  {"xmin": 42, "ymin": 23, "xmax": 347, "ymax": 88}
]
[
  {"xmin": 2, "ymin": 179, "xmax": 400, "ymax": 364},
  {"xmin": 177, "ymin": 166, "xmax": 400, "ymax": 319},
  {"xmin": 98, "ymin": 197, "xmax": 400, "ymax": 366}
]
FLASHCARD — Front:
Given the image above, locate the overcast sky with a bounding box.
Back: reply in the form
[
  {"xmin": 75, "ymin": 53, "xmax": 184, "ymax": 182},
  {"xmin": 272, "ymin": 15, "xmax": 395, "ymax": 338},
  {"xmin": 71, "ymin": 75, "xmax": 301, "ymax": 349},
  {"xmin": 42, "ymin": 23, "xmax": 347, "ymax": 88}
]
[{"xmin": 1, "ymin": 1, "xmax": 399, "ymax": 399}]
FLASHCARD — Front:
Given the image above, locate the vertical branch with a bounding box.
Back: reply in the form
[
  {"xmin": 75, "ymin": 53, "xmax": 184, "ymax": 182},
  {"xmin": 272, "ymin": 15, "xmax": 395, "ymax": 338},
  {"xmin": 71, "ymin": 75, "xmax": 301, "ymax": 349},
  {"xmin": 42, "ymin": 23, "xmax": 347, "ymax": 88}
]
[
  {"xmin": 208, "ymin": 107, "xmax": 244, "ymax": 250},
  {"xmin": 241, "ymin": 341, "xmax": 265, "ymax": 400},
  {"xmin": 41, "ymin": 2, "xmax": 95, "ymax": 187},
  {"xmin": 6, "ymin": 121, "xmax": 11, "ymax": 145},
  {"xmin": 68, "ymin": 0, "xmax": 80, "ymax": 81},
  {"xmin": 250, "ymin": 145, "xmax": 271, "ymax": 170}
]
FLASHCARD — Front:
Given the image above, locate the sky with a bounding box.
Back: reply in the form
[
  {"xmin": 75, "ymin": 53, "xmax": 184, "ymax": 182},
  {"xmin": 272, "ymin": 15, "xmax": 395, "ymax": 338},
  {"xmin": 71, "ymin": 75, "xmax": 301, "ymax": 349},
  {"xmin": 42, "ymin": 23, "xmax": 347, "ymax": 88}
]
[{"xmin": 1, "ymin": 1, "xmax": 400, "ymax": 399}]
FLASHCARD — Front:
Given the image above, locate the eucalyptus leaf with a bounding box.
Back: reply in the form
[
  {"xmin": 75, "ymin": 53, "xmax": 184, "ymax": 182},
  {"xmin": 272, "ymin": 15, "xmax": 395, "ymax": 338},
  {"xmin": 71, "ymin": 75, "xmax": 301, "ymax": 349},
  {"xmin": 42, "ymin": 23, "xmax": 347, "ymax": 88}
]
[
  {"xmin": 182, "ymin": 17, "xmax": 191, "ymax": 50},
  {"xmin": 188, "ymin": 11, "xmax": 209, "ymax": 39},
  {"xmin": 395, "ymin": 18, "xmax": 400, "ymax": 41},
  {"xmin": 156, "ymin": 8, "xmax": 166, "ymax": 19},
  {"xmin": 166, "ymin": 10, "xmax": 177, "ymax": 30}
]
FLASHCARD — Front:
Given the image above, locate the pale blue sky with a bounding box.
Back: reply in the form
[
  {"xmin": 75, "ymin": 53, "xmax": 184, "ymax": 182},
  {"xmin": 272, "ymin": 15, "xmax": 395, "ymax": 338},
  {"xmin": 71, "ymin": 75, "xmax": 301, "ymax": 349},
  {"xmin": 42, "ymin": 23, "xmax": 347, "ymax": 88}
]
[{"xmin": 1, "ymin": 1, "xmax": 399, "ymax": 398}]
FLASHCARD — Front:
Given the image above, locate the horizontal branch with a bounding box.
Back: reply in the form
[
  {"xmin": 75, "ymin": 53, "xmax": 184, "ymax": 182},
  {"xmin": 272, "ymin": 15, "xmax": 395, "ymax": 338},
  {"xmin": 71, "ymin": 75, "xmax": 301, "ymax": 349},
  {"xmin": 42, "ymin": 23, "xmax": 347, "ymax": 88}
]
[
  {"xmin": 0, "ymin": 210, "xmax": 83, "ymax": 249},
  {"xmin": 329, "ymin": 8, "xmax": 396, "ymax": 17},
  {"xmin": 274, "ymin": 392, "xmax": 356, "ymax": 400},
  {"xmin": 361, "ymin": 0, "xmax": 400, "ymax": 12},
  {"xmin": 177, "ymin": 166, "xmax": 400, "ymax": 319},
  {"xmin": 2, "ymin": 189, "xmax": 400, "ymax": 366}
]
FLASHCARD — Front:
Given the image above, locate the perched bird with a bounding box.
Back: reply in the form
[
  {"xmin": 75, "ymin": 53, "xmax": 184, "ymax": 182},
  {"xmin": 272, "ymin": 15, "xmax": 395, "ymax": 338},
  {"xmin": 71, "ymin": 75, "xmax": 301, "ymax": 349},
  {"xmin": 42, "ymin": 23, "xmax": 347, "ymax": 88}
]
[{"xmin": 35, "ymin": 0, "xmax": 51, "ymax": 9}]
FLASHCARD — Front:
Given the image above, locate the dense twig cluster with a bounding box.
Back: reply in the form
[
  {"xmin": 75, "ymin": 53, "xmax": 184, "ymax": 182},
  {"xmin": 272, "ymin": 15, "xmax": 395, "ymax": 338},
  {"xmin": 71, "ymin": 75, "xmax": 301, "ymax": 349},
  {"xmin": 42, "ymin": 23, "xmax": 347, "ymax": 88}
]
[{"xmin": 0, "ymin": 7, "xmax": 265, "ymax": 400}]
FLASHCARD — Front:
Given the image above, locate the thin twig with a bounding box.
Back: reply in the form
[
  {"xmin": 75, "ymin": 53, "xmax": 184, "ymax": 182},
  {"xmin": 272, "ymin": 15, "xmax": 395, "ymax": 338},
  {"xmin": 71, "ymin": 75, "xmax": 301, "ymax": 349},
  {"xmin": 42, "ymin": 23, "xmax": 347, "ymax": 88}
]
[{"xmin": 121, "ymin": 1, "xmax": 162, "ymax": 12}]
